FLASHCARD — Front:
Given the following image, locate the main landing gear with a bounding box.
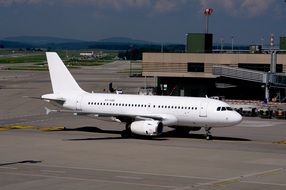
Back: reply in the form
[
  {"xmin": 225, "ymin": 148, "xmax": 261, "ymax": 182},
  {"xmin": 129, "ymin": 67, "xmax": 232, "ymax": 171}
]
[
  {"xmin": 121, "ymin": 123, "xmax": 132, "ymax": 138},
  {"xmin": 205, "ymin": 127, "xmax": 213, "ymax": 140}
]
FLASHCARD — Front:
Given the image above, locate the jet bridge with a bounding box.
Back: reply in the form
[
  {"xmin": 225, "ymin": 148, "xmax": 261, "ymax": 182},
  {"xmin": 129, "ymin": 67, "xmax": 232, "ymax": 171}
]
[
  {"xmin": 212, "ymin": 65, "xmax": 266, "ymax": 83},
  {"xmin": 213, "ymin": 64, "xmax": 286, "ymax": 102},
  {"xmin": 213, "ymin": 50, "xmax": 286, "ymax": 88},
  {"xmin": 213, "ymin": 65, "xmax": 286, "ymax": 87}
]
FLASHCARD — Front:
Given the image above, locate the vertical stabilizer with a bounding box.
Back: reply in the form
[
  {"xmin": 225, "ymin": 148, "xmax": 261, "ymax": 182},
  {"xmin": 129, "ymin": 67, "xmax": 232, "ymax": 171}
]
[{"xmin": 46, "ymin": 52, "xmax": 84, "ymax": 94}]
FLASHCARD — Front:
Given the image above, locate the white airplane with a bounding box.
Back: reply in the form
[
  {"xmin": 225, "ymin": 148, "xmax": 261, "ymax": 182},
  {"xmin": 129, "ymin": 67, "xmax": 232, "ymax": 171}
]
[{"xmin": 42, "ymin": 52, "xmax": 242, "ymax": 140}]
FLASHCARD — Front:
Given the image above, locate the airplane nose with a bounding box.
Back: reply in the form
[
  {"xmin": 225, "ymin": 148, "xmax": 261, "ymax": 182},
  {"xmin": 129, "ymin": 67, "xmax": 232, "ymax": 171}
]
[{"xmin": 232, "ymin": 112, "xmax": 242, "ymax": 125}]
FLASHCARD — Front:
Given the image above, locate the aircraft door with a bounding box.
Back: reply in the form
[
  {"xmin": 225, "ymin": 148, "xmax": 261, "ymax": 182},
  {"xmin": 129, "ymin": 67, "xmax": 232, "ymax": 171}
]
[
  {"xmin": 76, "ymin": 96, "xmax": 83, "ymax": 111},
  {"xmin": 199, "ymin": 101, "xmax": 208, "ymax": 117}
]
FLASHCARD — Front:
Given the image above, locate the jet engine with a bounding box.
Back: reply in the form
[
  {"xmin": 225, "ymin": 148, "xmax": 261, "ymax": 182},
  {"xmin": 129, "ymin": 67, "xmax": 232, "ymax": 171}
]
[{"xmin": 130, "ymin": 120, "xmax": 163, "ymax": 136}]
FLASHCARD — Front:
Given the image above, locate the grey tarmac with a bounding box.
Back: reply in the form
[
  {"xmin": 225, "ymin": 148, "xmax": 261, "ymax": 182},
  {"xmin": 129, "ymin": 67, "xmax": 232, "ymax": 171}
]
[{"xmin": 1, "ymin": 60, "xmax": 286, "ymax": 190}]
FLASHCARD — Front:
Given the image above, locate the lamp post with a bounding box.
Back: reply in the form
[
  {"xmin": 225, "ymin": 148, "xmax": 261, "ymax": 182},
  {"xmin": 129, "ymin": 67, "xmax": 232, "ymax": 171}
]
[
  {"xmin": 185, "ymin": 33, "xmax": 188, "ymax": 53},
  {"xmin": 204, "ymin": 8, "xmax": 214, "ymax": 34},
  {"xmin": 231, "ymin": 36, "xmax": 234, "ymax": 52},
  {"xmin": 261, "ymin": 38, "xmax": 264, "ymax": 49},
  {"xmin": 270, "ymin": 33, "xmax": 274, "ymax": 51},
  {"xmin": 220, "ymin": 37, "xmax": 224, "ymax": 52}
]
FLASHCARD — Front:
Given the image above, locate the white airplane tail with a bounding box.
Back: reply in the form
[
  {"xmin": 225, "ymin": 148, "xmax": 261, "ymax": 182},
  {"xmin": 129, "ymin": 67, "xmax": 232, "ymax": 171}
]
[{"xmin": 46, "ymin": 52, "xmax": 85, "ymax": 94}]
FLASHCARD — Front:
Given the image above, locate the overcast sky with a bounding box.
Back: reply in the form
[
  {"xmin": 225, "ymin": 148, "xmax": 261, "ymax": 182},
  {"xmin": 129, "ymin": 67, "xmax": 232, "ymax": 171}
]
[{"xmin": 0, "ymin": 0, "xmax": 285, "ymax": 45}]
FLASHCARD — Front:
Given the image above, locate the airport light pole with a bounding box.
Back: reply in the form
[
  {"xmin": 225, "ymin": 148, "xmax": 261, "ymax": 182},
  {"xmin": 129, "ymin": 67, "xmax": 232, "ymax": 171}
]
[
  {"xmin": 204, "ymin": 8, "xmax": 214, "ymax": 34},
  {"xmin": 231, "ymin": 36, "xmax": 234, "ymax": 52},
  {"xmin": 185, "ymin": 33, "xmax": 188, "ymax": 53},
  {"xmin": 220, "ymin": 37, "xmax": 224, "ymax": 52},
  {"xmin": 261, "ymin": 38, "xmax": 264, "ymax": 49},
  {"xmin": 270, "ymin": 33, "xmax": 274, "ymax": 51}
]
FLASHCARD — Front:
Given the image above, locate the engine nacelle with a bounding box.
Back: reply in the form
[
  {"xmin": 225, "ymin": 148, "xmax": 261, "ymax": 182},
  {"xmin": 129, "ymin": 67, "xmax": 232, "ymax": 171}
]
[{"xmin": 130, "ymin": 120, "xmax": 163, "ymax": 136}]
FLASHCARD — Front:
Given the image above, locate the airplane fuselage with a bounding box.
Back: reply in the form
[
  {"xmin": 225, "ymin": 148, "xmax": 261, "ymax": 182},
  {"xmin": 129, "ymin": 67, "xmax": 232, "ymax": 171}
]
[
  {"xmin": 61, "ymin": 92, "xmax": 242, "ymax": 128},
  {"xmin": 42, "ymin": 52, "xmax": 242, "ymax": 139}
]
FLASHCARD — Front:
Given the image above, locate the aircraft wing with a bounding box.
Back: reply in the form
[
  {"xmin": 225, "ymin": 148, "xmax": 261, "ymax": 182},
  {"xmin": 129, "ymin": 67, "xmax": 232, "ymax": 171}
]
[
  {"xmin": 90, "ymin": 112, "xmax": 178, "ymax": 126},
  {"xmin": 132, "ymin": 114, "xmax": 178, "ymax": 126},
  {"xmin": 44, "ymin": 107, "xmax": 178, "ymax": 126}
]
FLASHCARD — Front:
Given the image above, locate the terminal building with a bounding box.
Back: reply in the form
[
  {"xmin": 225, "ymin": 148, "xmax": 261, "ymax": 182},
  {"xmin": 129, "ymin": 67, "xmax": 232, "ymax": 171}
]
[{"xmin": 142, "ymin": 34, "xmax": 286, "ymax": 101}]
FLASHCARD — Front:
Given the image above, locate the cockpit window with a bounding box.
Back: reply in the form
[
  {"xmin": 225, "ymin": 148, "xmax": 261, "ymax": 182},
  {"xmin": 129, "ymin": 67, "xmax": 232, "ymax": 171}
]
[{"xmin": 217, "ymin": 106, "xmax": 234, "ymax": 111}]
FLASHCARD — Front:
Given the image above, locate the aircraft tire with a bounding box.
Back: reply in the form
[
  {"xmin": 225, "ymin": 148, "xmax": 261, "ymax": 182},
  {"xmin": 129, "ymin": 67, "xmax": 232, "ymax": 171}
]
[
  {"xmin": 121, "ymin": 130, "xmax": 132, "ymax": 138},
  {"xmin": 206, "ymin": 135, "xmax": 213, "ymax": 140}
]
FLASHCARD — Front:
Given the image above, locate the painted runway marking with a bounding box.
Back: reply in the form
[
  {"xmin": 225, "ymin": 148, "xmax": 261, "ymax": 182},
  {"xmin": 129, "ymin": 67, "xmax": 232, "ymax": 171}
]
[
  {"xmin": 239, "ymin": 120, "xmax": 286, "ymax": 128},
  {"xmin": 116, "ymin": 175, "xmax": 143, "ymax": 180},
  {"xmin": 41, "ymin": 170, "xmax": 66, "ymax": 174},
  {"xmin": 241, "ymin": 180, "xmax": 286, "ymax": 187},
  {"xmin": 195, "ymin": 168, "xmax": 285, "ymax": 187},
  {"xmin": 0, "ymin": 166, "xmax": 18, "ymax": 170},
  {"xmin": 0, "ymin": 172, "xmax": 177, "ymax": 189},
  {"xmin": 36, "ymin": 163, "xmax": 219, "ymax": 180}
]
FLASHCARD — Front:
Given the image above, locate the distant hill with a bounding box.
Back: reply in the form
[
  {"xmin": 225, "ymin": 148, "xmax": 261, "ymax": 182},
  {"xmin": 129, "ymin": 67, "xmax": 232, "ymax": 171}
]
[
  {"xmin": 0, "ymin": 36, "xmax": 184, "ymax": 51},
  {"xmin": 3, "ymin": 36, "xmax": 85, "ymax": 45},
  {"xmin": 0, "ymin": 40, "xmax": 34, "ymax": 49},
  {"xmin": 98, "ymin": 37, "xmax": 153, "ymax": 44}
]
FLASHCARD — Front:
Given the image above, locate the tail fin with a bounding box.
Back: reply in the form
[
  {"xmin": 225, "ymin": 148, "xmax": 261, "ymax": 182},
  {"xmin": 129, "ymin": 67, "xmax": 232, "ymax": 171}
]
[{"xmin": 46, "ymin": 52, "xmax": 84, "ymax": 94}]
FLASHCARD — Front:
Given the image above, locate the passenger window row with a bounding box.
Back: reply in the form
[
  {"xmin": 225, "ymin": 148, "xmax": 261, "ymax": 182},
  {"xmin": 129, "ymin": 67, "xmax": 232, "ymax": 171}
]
[
  {"xmin": 87, "ymin": 102, "xmax": 198, "ymax": 110},
  {"xmin": 88, "ymin": 102, "xmax": 150, "ymax": 107},
  {"xmin": 157, "ymin": 105, "xmax": 197, "ymax": 110}
]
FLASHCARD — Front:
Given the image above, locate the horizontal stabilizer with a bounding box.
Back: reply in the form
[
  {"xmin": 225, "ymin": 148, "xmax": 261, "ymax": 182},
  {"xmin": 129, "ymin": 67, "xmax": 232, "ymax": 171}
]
[
  {"xmin": 41, "ymin": 94, "xmax": 66, "ymax": 102},
  {"xmin": 44, "ymin": 107, "xmax": 80, "ymax": 115},
  {"xmin": 45, "ymin": 107, "xmax": 53, "ymax": 115}
]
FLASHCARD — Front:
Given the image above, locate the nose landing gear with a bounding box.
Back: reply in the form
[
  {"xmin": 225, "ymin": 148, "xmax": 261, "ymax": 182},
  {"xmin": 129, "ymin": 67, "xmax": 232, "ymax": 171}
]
[{"xmin": 205, "ymin": 127, "xmax": 212, "ymax": 140}]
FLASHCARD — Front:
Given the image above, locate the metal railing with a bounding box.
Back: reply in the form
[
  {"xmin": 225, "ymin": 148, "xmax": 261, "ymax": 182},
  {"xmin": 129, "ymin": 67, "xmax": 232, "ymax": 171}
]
[
  {"xmin": 213, "ymin": 65, "xmax": 286, "ymax": 87},
  {"xmin": 213, "ymin": 65, "xmax": 266, "ymax": 83},
  {"xmin": 269, "ymin": 73, "xmax": 286, "ymax": 87}
]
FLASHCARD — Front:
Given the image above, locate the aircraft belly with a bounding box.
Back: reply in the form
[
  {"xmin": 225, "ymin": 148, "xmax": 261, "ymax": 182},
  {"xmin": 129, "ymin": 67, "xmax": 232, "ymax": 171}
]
[{"xmin": 176, "ymin": 115, "xmax": 197, "ymax": 127}]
